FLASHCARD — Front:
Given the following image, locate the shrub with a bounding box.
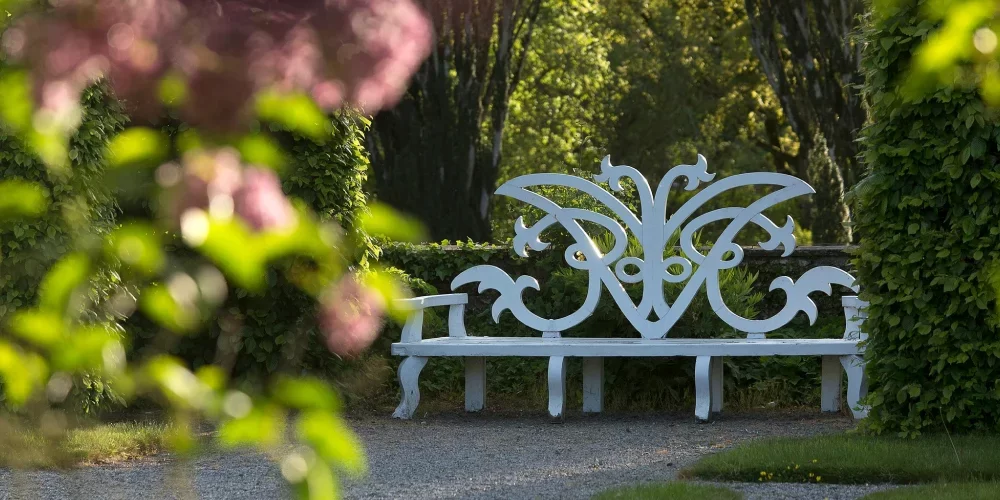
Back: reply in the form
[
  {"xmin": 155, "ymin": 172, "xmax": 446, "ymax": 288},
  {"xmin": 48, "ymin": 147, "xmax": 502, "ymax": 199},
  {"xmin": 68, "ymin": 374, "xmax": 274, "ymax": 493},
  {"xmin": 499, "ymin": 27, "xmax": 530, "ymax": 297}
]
[
  {"xmin": 853, "ymin": 1, "xmax": 1000, "ymax": 434},
  {"xmin": 128, "ymin": 113, "xmax": 378, "ymax": 380},
  {"xmin": 0, "ymin": 83, "xmax": 128, "ymax": 413}
]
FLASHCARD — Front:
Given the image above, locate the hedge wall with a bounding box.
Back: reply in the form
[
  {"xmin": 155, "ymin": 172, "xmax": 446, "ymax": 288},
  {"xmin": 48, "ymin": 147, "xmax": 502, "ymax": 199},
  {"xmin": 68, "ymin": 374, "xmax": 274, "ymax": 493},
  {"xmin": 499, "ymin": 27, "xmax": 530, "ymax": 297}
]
[
  {"xmin": 0, "ymin": 83, "xmax": 128, "ymax": 412},
  {"xmin": 378, "ymin": 241, "xmax": 851, "ymax": 412},
  {"xmin": 129, "ymin": 114, "xmax": 377, "ymax": 381},
  {"xmin": 855, "ymin": 2, "xmax": 1000, "ymax": 435}
]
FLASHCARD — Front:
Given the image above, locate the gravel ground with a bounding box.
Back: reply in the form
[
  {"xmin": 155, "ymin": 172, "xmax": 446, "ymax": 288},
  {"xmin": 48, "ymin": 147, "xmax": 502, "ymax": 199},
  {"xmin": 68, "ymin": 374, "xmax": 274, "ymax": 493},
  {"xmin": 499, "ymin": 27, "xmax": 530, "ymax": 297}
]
[{"xmin": 0, "ymin": 410, "xmax": 898, "ymax": 499}]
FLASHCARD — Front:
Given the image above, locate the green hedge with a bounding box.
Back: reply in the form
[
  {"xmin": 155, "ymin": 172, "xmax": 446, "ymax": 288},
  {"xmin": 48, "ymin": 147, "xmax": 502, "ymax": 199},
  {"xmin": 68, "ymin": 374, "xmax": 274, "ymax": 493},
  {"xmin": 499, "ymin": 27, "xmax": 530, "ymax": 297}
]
[
  {"xmin": 128, "ymin": 114, "xmax": 377, "ymax": 381},
  {"xmin": 379, "ymin": 241, "xmax": 847, "ymax": 411},
  {"xmin": 854, "ymin": 2, "xmax": 1000, "ymax": 435},
  {"xmin": 0, "ymin": 83, "xmax": 128, "ymax": 413}
]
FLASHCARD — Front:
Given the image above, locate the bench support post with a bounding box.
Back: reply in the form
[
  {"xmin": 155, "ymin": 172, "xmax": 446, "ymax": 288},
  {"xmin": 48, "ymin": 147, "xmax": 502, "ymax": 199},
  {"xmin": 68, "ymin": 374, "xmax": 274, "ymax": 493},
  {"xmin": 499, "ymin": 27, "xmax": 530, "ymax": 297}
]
[
  {"xmin": 694, "ymin": 356, "xmax": 712, "ymax": 422},
  {"xmin": 548, "ymin": 356, "xmax": 567, "ymax": 420},
  {"xmin": 840, "ymin": 355, "xmax": 869, "ymax": 419},
  {"xmin": 821, "ymin": 356, "xmax": 842, "ymax": 412},
  {"xmin": 392, "ymin": 356, "xmax": 428, "ymax": 420},
  {"xmin": 710, "ymin": 356, "xmax": 724, "ymax": 414},
  {"xmin": 582, "ymin": 357, "xmax": 604, "ymax": 414},
  {"xmin": 465, "ymin": 357, "xmax": 485, "ymax": 412}
]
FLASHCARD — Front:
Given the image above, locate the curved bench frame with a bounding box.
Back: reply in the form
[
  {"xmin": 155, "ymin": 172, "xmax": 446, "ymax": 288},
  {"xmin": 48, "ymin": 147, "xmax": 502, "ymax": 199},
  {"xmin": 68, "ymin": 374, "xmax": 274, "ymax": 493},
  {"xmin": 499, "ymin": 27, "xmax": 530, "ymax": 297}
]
[{"xmin": 391, "ymin": 155, "xmax": 869, "ymax": 421}]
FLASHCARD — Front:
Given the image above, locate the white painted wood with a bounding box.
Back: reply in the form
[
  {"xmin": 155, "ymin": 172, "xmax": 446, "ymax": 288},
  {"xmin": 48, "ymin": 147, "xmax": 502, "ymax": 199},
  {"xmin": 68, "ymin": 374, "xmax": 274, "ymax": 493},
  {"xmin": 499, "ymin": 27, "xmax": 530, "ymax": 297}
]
[
  {"xmin": 390, "ymin": 155, "xmax": 872, "ymax": 422},
  {"xmin": 841, "ymin": 355, "xmax": 869, "ymax": 419},
  {"xmin": 548, "ymin": 356, "xmax": 567, "ymax": 420},
  {"xmin": 392, "ymin": 356, "xmax": 428, "ymax": 419},
  {"xmin": 582, "ymin": 357, "xmax": 604, "ymax": 413},
  {"xmin": 400, "ymin": 310, "xmax": 424, "ymax": 343},
  {"xmin": 393, "ymin": 337, "xmax": 863, "ymax": 358},
  {"xmin": 449, "ymin": 304, "xmax": 467, "ymax": 337},
  {"xmin": 465, "ymin": 357, "xmax": 485, "ymax": 412},
  {"xmin": 395, "ymin": 293, "xmax": 468, "ymax": 309},
  {"xmin": 842, "ymin": 296, "xmax": 869, "ymax": 341},
  {"xmin": 821, "ymin": 355, "xmax": 842, "ymax": 412},
  {"xmin": 450, "ymin": 155, "xmax": 861, "ymax": 339},
  {"xmin": 710, "ymin": 356, "xmax": 724, "ymax": 414},
  {"xmin": 695, "ymin": 356, "xmax": 712, "ymax": 422}
]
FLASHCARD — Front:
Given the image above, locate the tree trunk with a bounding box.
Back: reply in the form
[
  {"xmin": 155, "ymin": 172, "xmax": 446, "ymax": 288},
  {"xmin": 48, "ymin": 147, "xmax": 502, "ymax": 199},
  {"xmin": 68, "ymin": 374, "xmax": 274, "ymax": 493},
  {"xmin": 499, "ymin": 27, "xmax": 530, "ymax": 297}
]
[
  {"xmin": 744, "ymin": 0, "xmax": 864, "ymax": 242},
  {"xmin": 367, "ymin": 0, "xmax": 541, "ymax": 242}
]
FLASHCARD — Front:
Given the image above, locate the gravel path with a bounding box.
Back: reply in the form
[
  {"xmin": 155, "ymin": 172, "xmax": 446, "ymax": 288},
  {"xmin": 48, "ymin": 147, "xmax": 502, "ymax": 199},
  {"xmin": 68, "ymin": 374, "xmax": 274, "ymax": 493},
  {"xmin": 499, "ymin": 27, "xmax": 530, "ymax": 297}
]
[{"xmin": 0, "ymin": 410, "xmax": 898, "ymax": 499}]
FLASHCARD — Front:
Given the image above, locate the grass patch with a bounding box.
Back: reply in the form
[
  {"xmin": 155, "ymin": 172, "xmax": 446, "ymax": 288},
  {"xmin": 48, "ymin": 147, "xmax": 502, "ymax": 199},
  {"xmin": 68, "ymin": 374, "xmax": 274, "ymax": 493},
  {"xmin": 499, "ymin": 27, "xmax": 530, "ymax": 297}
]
[
  {"xmin": 684, "ymin": 433, "xmax": 1000, "ymax": 484},
  {"xmin": 862, "ymin": 483, "xmax": 1000, "ymax": 499},
  {"xmin": 593, "ymin": 482, "xmax": 742, "ymax": 499},
  {"xmin": 0, "ymin": 420, "xmax": 169, "ymax": 468}
]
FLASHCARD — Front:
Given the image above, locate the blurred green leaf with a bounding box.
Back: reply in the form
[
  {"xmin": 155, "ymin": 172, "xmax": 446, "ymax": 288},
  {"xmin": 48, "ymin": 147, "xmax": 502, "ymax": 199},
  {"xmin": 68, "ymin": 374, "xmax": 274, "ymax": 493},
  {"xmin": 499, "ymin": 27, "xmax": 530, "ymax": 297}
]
[
  {"xmin": 237, "ymin": 134, "xmax": 287, "ymax": 171},
  {"xmin": 50, "ymin": 324, "xmax": 119, "ymax": 372},
  {"xmin": 296, "ymin": 410, "xmax": 365, "ymax": 475},
  {"xmin": 157, "ymin": 73, "xmax": 188, "ymax": 106},
  {"xmin": 256, "ymin": 91, "xmax": 330, "ymax": 141},
  {"xmin": 139, "ymin": 284, "xmax": 198, "ymax": 334},
  {"xmin": 7, "ymin": 310, "xmax": 64, "ymax": 348},
  {"xmin": 0, "ymin": 69, "xmax": 32, "ymax": 132},
  {"xmin": 196, "ymin": 365, "xmax": 227, "ymax": 392},
  {"xmin": 359, "ymin": 203, "xmax": 425, "ymax": 243},
  {"xmin": 106, "ymin": 222, "xmax": 165, "ymax": 277},
  {"xmin": 271, "ymin": 376, "xmax": 341, "ymax": 412},
  {"xmin": 0, "ymin": 341, "xmax": 47, "ymax": 406},
  {"xmin": 0, "ymin": 180, "xmax": 49, "ymax": 221},
  {"xmin": 303, "ymin": 461, "xmax": 337, "ymax": 500},
  {"xmin": 108, "ymin": 127, "xmax": 170, "ymax": 168},
  {"xmin": 361, "ymin": 267, "xmax": 410, "ymax": 323},
  {"xmin": 144, "ymin": 356, "xmax": 210, "ymax": 409},
  {"xmin": 218, "ymin": 404, "xmax": 285, "ymax": 449},
  {"xmin": 37, "ymin": 252, "xmax": 91, "ymax": 314}
]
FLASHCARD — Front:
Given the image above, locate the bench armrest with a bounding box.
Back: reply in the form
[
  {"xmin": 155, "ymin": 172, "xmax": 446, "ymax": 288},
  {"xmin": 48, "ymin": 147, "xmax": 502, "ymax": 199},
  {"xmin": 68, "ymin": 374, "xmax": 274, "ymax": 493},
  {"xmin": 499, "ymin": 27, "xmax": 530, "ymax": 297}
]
[
  {"xmin": 842, "ymin": 296, "xmax": 869, "ymax": 341},
  {"xmin": 394, "ymin": 293, "xmax": 469, "ymax": 343}
]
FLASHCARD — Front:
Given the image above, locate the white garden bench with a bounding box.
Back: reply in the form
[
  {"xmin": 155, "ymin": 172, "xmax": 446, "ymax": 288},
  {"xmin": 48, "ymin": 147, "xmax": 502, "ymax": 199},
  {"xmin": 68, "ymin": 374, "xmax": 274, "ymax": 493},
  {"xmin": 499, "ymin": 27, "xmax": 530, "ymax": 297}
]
[{"xmin": 391, "ymin": 155, "xmax": 869, "ymax": 421}]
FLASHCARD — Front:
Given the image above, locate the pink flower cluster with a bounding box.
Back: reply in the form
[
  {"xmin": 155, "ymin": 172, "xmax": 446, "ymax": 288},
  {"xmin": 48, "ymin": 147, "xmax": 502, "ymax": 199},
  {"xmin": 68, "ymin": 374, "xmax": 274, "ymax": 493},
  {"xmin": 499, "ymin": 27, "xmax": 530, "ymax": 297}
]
[
  {"xmin": 318, "ymin": 275, "xmax": 385, "ymax": 357},
  {"xmin": 3, "ymin": 0, "xmax": 433, "ymax": 130},
  {"xmin": 166, "ymin": 148, "xmax": 296, "ymax": 232}
]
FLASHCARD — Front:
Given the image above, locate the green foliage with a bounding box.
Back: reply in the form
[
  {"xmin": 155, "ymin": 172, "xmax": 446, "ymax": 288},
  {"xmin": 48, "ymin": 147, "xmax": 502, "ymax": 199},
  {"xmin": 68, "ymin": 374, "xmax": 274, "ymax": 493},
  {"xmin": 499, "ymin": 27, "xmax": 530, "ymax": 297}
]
[
  {"xmin": 381, "ymin": 242, "xmax": 847, "ymax": 410},
  {"xmin": 131, "ymin": 113, "xmax": 375, "ymax": 380},
  {"xmin": 686, "ymin": 433, "xmax": 1000, "ymax": 484},
  {"xmin": 853, "ymin": 0, "xmax": 1000, "ymax": 435},
  {"xmin": 807, "ymin": 133, "xmax": 851, "ymax": 244},
  {"xmin": 0, "ymin": 83, "xmax": 128, "ymax": 413}
]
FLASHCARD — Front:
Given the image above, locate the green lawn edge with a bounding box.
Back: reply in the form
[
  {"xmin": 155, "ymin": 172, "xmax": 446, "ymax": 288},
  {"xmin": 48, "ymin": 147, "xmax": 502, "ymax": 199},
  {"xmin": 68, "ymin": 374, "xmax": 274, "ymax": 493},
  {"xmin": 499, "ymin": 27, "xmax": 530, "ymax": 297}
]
[
  {"xmin": 593, "ymin": 482, "xmax": 743, "ymax": 500},
  {"xmin": 682, "ymin": 433, "xmax": 1000, "ymax": 484},
  {"xmin": 861, "ymin": 483, "xmax": 1000, "ymax": 499}
]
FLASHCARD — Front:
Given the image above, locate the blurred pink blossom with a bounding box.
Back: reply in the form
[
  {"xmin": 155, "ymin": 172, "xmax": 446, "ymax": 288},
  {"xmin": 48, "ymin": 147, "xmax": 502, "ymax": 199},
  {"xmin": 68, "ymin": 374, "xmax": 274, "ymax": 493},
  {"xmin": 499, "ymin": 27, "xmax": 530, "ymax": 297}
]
[
  {"xmin": 234, "ymin": 167, "xmax": 296, "ymax": 232},
  {"xmin": 318, "ymin": 276, "xmax": 385, "ymax": 357},
  {"xmin": 4, "ymin": 0, "xmax": 433, "ymax": 130},
  {"xmin": 168, "ymin": 148, "xmax": 295, "ymax": 232}
]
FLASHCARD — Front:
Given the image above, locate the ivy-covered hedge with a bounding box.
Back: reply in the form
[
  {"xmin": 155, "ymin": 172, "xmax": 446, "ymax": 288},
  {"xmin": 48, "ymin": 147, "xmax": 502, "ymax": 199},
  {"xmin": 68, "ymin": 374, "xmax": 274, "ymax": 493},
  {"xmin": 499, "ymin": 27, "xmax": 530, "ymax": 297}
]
[
  {"xmin": 854, "ymin": 3, "xmax": 1000, "ymax": 435},
  {"xmin": 0, "ymin": 84, "xmax": 128, "ymax": 412},
  {"xmin": 130, "ymin": 114, "xmax": 378, "ymax": 380},
  {"xmin": 379, "ymin": 241, "xmax": 848, "ymax": 411}
]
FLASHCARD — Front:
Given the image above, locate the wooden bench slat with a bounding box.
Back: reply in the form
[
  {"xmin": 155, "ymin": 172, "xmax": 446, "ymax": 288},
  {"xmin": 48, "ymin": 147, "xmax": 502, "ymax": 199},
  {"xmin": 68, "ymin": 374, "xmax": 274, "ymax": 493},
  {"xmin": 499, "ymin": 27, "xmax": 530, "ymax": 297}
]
[{"xmin": 391, "ymin": 337, "xmax": 862, "ymax": 357}]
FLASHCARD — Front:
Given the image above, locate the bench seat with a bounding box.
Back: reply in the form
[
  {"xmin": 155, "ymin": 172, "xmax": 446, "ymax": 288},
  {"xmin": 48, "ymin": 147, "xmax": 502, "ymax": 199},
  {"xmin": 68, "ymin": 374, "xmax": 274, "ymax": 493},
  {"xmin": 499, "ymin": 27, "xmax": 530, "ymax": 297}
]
[{"xmin": 392, "ymin": 337, "xmax": 863, "ymax": 357}]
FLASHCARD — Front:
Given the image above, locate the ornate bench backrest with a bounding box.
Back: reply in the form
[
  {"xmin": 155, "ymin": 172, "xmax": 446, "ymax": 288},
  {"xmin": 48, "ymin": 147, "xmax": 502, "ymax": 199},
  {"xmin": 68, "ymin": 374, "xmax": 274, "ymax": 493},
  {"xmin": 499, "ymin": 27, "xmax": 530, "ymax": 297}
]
[{"xmin": 451, "ymin": 155, "xmax": 859, "ymax": 338}]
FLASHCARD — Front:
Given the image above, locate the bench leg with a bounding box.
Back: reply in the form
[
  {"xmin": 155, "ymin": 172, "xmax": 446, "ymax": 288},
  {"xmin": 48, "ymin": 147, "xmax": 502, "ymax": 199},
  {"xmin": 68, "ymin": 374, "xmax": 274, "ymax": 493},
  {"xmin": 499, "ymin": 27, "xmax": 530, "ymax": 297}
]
[
  {"xmin": 695, "ymin": 356, "xmax": 712, "ymax": 422},
  {"xmin": 465, "ymin": 357, "xmax": 485, "ymax": 413},
  {"xmin": 392, "ymin": 356, "xmax": 428, "ymax": 420},
  {"xmin": 821, "ymin": 356, "xmax": 842, "ymax": 413},
  {"xmin": 710, "ymin": 356, "xmax": 724, "ymax": 414},
  {"xmin": 582, "ymin": 357, "xmax": 604, "ymax": 414},
  {"xmin": 548, "ymin": 356, "xmax": 567, "ymax": 420},
  {"xmin": 840, "ymin": 355, "xmax": 869, "ymax": 419}
]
